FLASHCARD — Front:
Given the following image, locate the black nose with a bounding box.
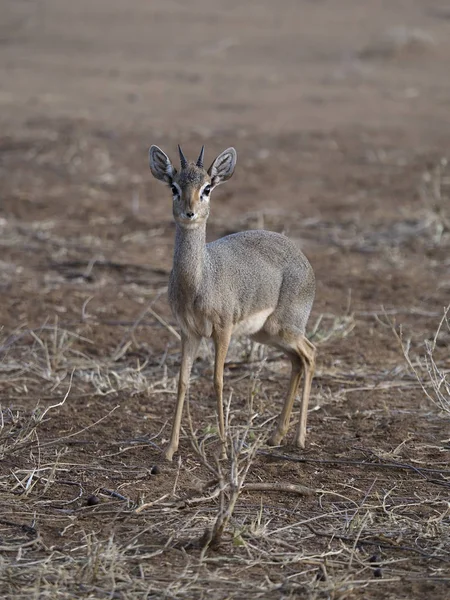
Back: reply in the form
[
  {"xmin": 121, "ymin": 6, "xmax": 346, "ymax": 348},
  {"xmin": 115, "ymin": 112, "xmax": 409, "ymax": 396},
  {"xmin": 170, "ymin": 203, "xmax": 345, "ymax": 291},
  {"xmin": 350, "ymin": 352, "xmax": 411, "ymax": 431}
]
[{"xmin": 186, "ymin": 212, "xmax": 195, "ymax": 219}]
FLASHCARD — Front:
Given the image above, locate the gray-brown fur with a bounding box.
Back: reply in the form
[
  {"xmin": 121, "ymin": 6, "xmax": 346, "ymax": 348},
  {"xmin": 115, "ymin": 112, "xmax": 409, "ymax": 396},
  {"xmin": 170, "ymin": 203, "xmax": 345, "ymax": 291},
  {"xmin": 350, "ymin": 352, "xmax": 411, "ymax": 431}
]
[
  {"xmin": 176, "ymin": 165, "xmax": 205, "ymax": 186},
  {"xmin": 149, "ymin": 144, "xmax": 316, "ymax": 461}
]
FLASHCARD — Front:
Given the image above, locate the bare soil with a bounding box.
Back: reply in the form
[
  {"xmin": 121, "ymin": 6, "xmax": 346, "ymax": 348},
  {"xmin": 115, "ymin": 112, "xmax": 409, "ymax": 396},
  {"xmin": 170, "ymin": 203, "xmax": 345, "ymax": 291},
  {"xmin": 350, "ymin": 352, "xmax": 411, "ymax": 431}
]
[{"xmin": 1, "ymin": 1, "xmax": 449, "ymax": 598}]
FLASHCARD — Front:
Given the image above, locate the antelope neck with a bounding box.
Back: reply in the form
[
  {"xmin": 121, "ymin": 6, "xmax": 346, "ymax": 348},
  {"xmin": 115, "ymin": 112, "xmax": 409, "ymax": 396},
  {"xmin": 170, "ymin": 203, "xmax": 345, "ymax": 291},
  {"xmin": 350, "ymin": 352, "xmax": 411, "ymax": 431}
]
[{"xmin": 172, "ymin": 221, "xmax": 208, "ymax": 293}]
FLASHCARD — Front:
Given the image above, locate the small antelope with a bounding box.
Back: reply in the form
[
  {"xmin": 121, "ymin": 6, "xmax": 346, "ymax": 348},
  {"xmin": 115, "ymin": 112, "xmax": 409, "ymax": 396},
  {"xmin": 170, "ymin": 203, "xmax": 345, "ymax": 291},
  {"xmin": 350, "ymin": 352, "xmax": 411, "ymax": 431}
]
[{"xmin": 149, "ymin": 144, "xmax": 316, "ymax": 461}]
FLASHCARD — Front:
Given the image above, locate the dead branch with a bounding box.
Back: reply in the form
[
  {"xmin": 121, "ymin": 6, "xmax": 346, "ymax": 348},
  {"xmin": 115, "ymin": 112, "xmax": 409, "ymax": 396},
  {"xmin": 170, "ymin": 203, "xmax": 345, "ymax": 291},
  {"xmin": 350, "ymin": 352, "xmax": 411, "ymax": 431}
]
[
  {"xmin": 258, "ymin": 450, "xmax": 450, "ymax": 476},
  {"xmin": 242, "ymin": 482, "xmax": 314, "ymax": 495},
  {"xmin": 304, "ymin": 524, "xmax": 450, "ymax": 563}
]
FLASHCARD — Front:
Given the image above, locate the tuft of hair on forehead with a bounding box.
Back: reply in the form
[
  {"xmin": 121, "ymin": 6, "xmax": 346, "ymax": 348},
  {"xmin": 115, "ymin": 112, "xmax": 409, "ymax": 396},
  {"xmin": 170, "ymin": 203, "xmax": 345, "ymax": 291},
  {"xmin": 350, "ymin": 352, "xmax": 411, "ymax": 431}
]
[{"xmin": 176, "ymin": 164, "xmax": 209, "ymax": 186}]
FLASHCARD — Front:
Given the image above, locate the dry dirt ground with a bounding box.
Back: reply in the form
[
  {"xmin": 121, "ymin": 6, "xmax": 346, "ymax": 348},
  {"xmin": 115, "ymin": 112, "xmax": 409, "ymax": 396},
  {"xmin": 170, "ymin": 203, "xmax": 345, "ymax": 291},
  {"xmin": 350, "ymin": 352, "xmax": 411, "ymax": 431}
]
[{"xmin": 1, "ymin": 1, "xmax": 450, "ymax": 598}]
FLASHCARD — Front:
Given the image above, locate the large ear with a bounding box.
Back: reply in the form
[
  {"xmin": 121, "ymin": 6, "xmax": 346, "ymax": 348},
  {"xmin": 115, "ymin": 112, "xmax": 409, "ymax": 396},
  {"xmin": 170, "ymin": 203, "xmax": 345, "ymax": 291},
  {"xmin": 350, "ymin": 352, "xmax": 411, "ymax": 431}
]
[
  {"xmin": 207, "ymin": 147, "xmax": 237, "ymax": 188},
  {"xmin": 149, "ymin": 145, "xmax": 176, "ymax": 183}
]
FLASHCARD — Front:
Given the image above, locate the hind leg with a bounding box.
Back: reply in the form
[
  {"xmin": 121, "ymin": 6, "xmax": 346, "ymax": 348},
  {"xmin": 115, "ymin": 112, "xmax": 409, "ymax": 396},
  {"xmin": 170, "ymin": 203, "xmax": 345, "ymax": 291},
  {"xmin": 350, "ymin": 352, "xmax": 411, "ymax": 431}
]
[
  {"xmin": 268, "ymin": 334, "xmax": 316, "ymax": 448},
  {"xmin": 268, "ymin": 353, "xmax": 303, "ymax": 446},
  {"xmin": 294, "ymin": 336, "xmax": 316, "ymax": 448}
]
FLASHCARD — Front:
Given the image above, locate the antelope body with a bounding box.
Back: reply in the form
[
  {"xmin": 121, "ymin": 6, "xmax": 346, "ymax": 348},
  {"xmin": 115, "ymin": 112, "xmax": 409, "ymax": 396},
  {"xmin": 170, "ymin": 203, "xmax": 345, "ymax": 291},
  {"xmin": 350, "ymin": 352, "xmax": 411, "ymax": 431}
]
[{"xmin": 149, "ymin": 144, "xmax": 316, "ymax": 461}]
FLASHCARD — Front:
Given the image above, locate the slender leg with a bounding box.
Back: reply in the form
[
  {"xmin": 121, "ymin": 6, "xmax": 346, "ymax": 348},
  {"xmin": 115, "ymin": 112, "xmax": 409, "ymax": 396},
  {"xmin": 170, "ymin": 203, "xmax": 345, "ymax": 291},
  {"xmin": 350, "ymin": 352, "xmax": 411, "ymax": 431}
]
[
  {"xmin": 294, "ymin": 337, "xmax": 316, "ymax": 448},
  {"xmin": 268, "ymin": 355, "xmax": 303, "ymax": 446},
  {"xmin": 164, "ymin": 333, "xmax": 201, "ymax": 461},
  {"xmin": 213, "ymin": 326, "xmax": 232, "ymax": 459}
]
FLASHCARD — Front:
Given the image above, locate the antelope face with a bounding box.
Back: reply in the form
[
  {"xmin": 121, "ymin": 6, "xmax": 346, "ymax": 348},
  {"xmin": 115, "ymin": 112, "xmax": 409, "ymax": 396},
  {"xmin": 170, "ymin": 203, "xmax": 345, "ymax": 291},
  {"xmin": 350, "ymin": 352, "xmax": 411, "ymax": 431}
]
[
  {"xmin": 149, "ymin": 144, "xmax": 237, "ymax": 229},
  {"xmin": 170, "ymin": 164, "xmax": 212, "ymax": 227}
]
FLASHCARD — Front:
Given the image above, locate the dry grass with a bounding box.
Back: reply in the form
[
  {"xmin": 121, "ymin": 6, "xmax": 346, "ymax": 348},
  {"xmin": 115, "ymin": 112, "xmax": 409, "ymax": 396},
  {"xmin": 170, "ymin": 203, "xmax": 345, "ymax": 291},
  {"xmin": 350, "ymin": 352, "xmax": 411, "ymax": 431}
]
[
  {"xmin": 1, "ymin": 311, "xmax": 450, "ymax": 600},
  {"xmin": 393, "ymin": 305, "xmax": 450, "ymax": 415}
]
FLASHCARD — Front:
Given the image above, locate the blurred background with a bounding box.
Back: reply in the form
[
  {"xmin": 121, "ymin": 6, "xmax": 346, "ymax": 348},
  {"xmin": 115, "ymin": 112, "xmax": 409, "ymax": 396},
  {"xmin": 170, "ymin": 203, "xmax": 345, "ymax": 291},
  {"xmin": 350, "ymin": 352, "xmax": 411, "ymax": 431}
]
[{"xmin": 2, "ymin": 0, "xmax": 450, "ymax": 138}]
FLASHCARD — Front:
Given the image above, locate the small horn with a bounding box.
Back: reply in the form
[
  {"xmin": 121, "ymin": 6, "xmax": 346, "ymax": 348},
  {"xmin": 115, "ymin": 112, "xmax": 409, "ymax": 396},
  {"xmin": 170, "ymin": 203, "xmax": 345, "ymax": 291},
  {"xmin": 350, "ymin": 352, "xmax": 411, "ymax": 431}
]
[
  {"xmin": 196, "ymin": 145, "xmax": 205, "ymax": 168},
  {"xmin": 178, "ymin": 145, "xmax": 188, "ymax": 169}
]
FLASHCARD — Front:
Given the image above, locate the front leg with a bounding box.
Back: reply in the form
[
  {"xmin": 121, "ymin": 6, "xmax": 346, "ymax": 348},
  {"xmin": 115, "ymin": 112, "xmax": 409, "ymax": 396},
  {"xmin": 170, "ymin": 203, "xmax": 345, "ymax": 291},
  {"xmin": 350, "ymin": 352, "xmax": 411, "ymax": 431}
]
[
  {"xmin": 164, "ymin": 333, "xmax": 201, "ymax": 461},
  {"xmin": 213, "ymin": 326, "xmax": 232, "ymax": 459}
]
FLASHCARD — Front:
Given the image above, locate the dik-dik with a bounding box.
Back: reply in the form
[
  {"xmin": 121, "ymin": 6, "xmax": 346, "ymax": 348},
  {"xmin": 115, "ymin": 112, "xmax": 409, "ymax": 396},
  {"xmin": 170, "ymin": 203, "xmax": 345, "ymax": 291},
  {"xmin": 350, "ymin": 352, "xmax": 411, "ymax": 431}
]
[{"xmin": 149, "ymin": 145, "xmax": 316, "ymax": 461}]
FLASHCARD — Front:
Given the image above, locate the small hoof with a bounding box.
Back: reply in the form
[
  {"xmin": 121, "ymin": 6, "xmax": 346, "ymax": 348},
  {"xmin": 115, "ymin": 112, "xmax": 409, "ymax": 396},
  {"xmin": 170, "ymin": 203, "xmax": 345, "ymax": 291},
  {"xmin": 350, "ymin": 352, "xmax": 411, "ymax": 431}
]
[
  {"xmin": 294, "ymin": 434, "xmax": 306, "ymax": 449},
  {"xmin": 268, "ymin": 434, "xmax": 283, "ymax": 447},
  {"xmin": 163, "ymin": 447, "xmax": 176, "ymax": 462}
]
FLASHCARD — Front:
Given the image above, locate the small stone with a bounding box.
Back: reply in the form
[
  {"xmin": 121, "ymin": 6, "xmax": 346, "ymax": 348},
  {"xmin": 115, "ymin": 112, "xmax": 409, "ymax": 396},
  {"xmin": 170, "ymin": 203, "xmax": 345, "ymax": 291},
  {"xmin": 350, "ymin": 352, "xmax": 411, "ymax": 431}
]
[
  {"xmin": 86, "ymin": 495, "xmax": 100, "ymax": 506},
  {"xmin": 315, "ymin": 569, "xmax": 326, "ymax": 581},
  {"xmin": 373, "ymin": 568, "xmax": 383, "ymax": 578}
]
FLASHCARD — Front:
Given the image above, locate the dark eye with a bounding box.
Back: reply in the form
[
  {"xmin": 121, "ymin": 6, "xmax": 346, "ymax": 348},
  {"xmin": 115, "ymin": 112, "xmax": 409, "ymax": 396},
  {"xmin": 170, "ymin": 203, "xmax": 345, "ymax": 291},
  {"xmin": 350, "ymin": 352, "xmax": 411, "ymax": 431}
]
[
  {"xmin": 202, "ymin": 185, "xmax": 211, "ymax": 197},
  {"xmin": 171, "ymin": 185, "xmax": 179, "ymax": 196}
]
